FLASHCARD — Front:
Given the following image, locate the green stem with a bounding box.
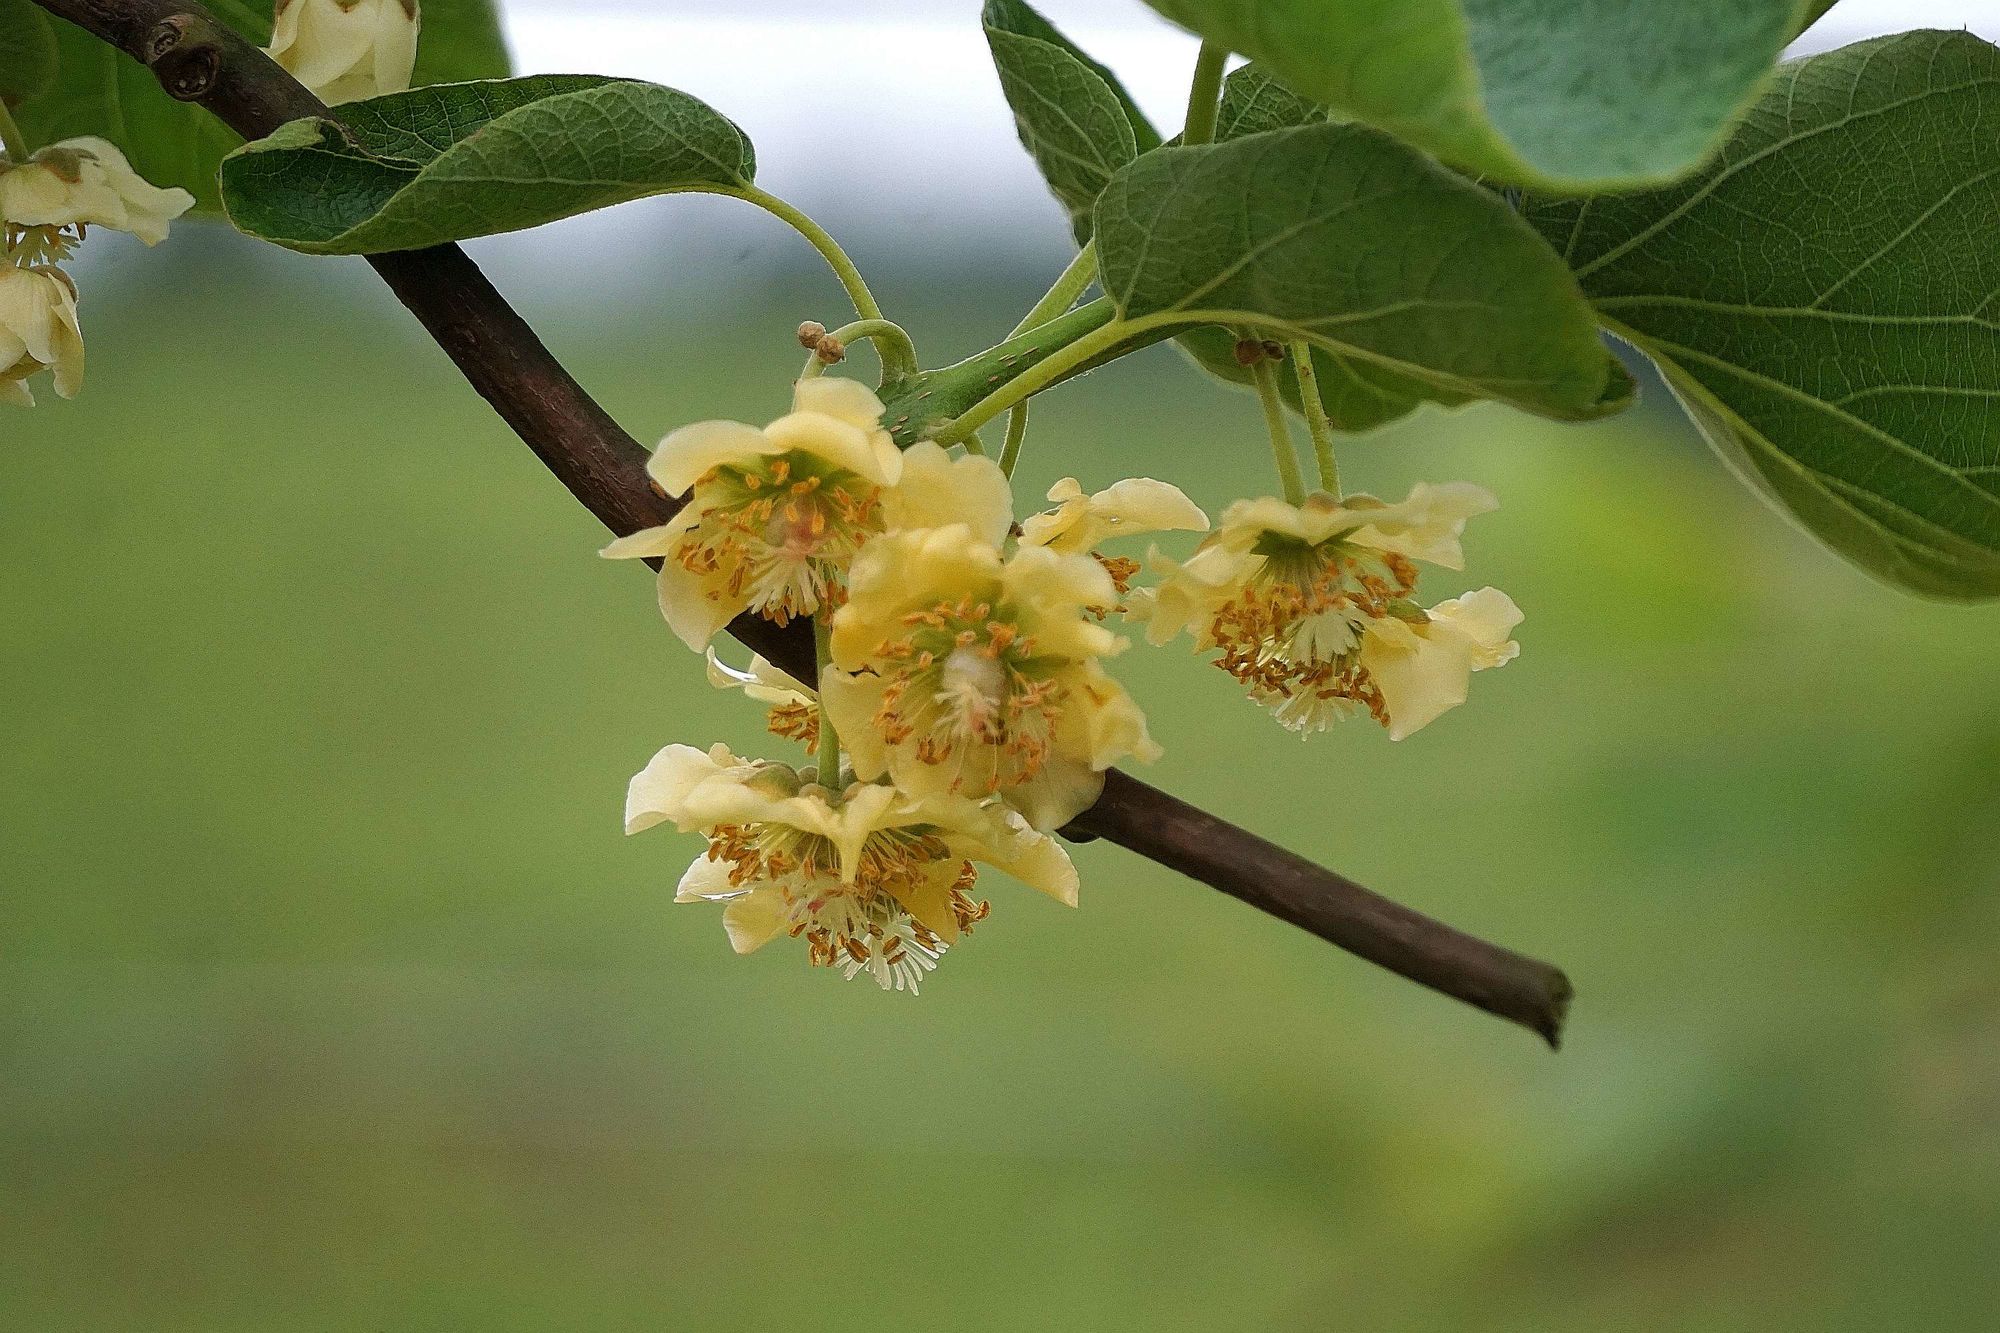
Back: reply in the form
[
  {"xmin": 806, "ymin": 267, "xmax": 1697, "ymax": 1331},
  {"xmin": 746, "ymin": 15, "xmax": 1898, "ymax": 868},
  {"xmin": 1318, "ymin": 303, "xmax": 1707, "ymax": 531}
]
[
  {"xmin": 0, "ymin": 102, "xmax": 31, "ymax": 163},
  {"xmin": 928, "ymin": 308, "xmax": 1136, "ymax": 447},
  {"xmin": 814, "ymin": 614, "xmax": 841, "ymax": 785},
  {"xmin": 1289, "ymin": 340, "xmax": 1339, "ymax": 495},
  {"xmin": 1183, "ymin": 41, "xmax": 1229, "ymax": 146},
  {"xmin": 715, "ymin": 185, "xmax": 884, "ymax": 322},
  {"xmin": 1009, "ymin": 242, "xmax": 1099, "ymax": 338},
  {"xmin": 1250, "ymin": 356, "xmax": 1306, "ymax": 504},
  {"xmin": 999, "ymin": 402, "xmax": 1031, "ymax": 477},
  {"xmin": 824, "ymin": 318, "xmax": 919, "ymax": 376}
]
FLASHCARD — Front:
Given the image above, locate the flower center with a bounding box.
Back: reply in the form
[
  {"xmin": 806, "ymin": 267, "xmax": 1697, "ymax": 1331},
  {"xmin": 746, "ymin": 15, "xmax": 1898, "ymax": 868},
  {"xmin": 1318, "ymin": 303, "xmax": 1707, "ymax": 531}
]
[
  {"xmin": 674, "ymin": 454, "xmax": 882, "ymax": 624},
  {"xmin": 1208, "ymin": 535, "xmax": 1419, "ymax": 731},
  {"xmin": 3, "ymin": 223, "xmax": 81, "ymax": 268},
  {"xmin": 704, "ymin": 818, "xmax": 991, "ymax": 992},
  {"xmin": 870, "ymin": 598, "xmax": 1067, "ymax": 796}
]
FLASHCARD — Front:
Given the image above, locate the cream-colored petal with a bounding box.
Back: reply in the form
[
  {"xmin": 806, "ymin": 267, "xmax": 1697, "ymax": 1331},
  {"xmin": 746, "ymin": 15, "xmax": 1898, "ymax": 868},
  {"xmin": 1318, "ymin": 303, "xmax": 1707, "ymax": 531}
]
[
  {"xmin": 648, "ymin": 420, "xmax": 777, "ymax": 497},
  {"xmin": 597, "ymin": 512, "xmax": 690, "ymax": 562},
  {"xmin": 1359, "ymin": 618, "xmax": 1475, "ymax": 741},
  {"xmin": 722, "ymin": 888, "xmax": 792, "ymax": 954},
  {"xmin": 890, "ymin": 871, "xmax": 962, "ymax": 945},
  {"xmin": 625, "ymin": 743, "xmax": 738, "ymax": 835},
  {"xmin": 763, "ymin": 410, "xmax": 902, "ymax": 488},
  {"xmin": 1344, "ymin": 481, "xmax": 1498, "ymax": 569},
  {"xmin": 657, "ymin": 556, "xmax": 748, "ymax": 652},
  {"xmin": 818, "ymin": 669, "xmax": 889, "ymax": 781},
  {"xmin": 674, "ymin": 853, "xmax": 743, "ymax": 903},
  {"xmin": 1430, "ymin": 586, "xmax": 1524, "ymax": 669},
  {"xmin": 370, "ymin": 0, "xmax": 421, "ymax": 96},
  {"xmin": 1003, "ymin": 753, "xmax": 1105, "ymax": 834},
  {"xmin": 831, "ymin": 525, "xmax": 1004, "ymax": 666},
  {"xmin": 704, "ymin": 647, "xmax": 815, "ymax": 707},
  {"xmin": 792, "ymin": 376, "xmax": 888, "ymax": 432},
  {"xmin": 910, "ymin": 792, "xmax": 1081, "ymax": 906},
  {"xmin": 882, "ymin": 442, "xmax": 1013, "ymax": 546},
  {"xmin": 1058, "ymin": 659, "xmax": 1162, "ymax": 768}
]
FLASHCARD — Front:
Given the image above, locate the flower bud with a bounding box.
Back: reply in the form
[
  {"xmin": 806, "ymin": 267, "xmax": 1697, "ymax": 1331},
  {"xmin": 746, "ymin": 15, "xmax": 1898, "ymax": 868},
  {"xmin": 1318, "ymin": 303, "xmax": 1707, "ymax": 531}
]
[
  {"xmin": 0, "ymin": 138, "xmax": 196, "ymax": 247},
  {"xmin": 268, "ymin": 0, "xmax": 422, "ymax": 106},
  {"xmin": 0, "ymin": 264, "xmax": 84, "ymax": 407}
]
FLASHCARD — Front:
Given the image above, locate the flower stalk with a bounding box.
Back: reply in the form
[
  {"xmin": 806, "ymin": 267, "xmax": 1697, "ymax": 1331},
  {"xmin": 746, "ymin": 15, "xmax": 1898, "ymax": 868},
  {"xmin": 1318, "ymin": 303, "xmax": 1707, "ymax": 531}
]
[
  {"xmin": 1290, "ymin": 339, "xmax": 1340, "ymax": 495},
  {"xmin": 1249, "ymin": 354, "xmax": 1306, "ymax": 503}
]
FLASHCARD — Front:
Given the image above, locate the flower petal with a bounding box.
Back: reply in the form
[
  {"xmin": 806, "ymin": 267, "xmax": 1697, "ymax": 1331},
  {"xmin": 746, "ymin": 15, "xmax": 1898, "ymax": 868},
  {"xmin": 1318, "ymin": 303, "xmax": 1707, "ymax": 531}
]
[
  {"xmin": 722, "ymin": 888, "xmax": 792, "ymax": 954},
  {"xmin": 648, "ymin": 420, "xmax": 777, "ymax": 497}
]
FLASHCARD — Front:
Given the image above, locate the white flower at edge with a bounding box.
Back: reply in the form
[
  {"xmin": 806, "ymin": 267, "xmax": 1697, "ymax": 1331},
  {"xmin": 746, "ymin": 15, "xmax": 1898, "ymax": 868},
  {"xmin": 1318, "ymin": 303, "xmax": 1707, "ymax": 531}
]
[
  {"xmin": 0, "ymin": 139, "xmax": 195, "ymax": 248},
  {"xmin": 0, "ymin": 264, "xmax": 83, "ymax": 407},
  {"xmin": 625, "ymin": 742, "xmax": 1078, "ymax": 992},
  {"xmin": 600, "ymin": 377, "xmax": 1011, "ymax": 650},
  {"xmin": 268, "ymin": 0, "xmax": 422, "ymax": 106}
]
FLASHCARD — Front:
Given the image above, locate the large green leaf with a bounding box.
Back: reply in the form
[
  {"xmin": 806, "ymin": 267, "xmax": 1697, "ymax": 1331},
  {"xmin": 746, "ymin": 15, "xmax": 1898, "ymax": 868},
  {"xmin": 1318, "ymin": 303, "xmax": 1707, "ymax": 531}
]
[
  {"xmin": 982, "ymin": 0, "xmax": 1142, "ymax": 243},
  {"xmin": 1179, "ymin": 64, "xmax": 1457, "ymax": 434},
  {"xmin": 1096, "ymin": 120, "xmax": 1627, "ymax": 422},
  {"xmin": 1139, "ymin": 0, "xmax": 1804, "ymax": 190},
  {"xmin": 1530, "ymin": 31, "xmax": 2000, "ymax": 600},
  {"xmin": 221, "ymin": 76, "xmax": 757, "ymax": 255},
  {"xmin": 0, "ymin": 0, "xmax": 57, "ymax": 102},
  {"xmin": 12, "ymin": 0, "xmax": 508, "ymax": 213}
]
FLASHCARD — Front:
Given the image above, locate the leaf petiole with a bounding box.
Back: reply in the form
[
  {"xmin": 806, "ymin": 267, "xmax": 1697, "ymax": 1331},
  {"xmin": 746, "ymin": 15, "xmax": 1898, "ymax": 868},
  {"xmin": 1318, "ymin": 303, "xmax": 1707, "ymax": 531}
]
[
  {"xmin": 0, "ymin": 101, "xmax": 30, "ymax": 163},
  {"xmin": 1010, "ymin": 242, "xmax": 1099, "ymax": 338},
  {"xmin": 1182, "ymin": 41, "xmax": 1229, "ymax": 147},
  {"xmin": 711, "ymin": 184, "xmax": 885, "ymax": 323}
]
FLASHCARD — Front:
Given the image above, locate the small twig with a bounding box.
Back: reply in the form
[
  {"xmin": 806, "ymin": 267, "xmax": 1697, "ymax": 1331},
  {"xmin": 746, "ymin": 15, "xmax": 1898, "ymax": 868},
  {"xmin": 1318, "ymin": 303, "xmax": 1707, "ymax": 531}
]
[{"xmin": 30, "ymin": 0, "xmax": 1573, "ymax": 1045}]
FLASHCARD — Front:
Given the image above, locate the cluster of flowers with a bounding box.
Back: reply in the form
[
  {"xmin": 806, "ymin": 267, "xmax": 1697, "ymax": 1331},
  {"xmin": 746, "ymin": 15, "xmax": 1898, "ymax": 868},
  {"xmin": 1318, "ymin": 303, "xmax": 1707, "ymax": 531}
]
[
  {"xmin": 610, "ymin": 377, "xmax": 1521, "ymax": 991},
  {"xmin": 2, "ymin": 0, "xmax": 419, "ymax": 408},
  {"xmin": 1, "ymin": 140, "xmax": 192, "ymax": 406}
]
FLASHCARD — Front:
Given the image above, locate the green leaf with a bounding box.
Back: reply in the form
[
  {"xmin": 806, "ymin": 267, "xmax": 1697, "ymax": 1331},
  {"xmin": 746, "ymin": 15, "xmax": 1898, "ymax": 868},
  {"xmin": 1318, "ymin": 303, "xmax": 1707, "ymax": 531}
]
[
  {"xmin": 13, "ymin": 0, "xmax": 508, "ymax": 213},
  {"xmin": 0, "ymin": 0, "xmax": 58, "ymax": 103},
  {"xmin": 220, "ymin": 76, "xmax": 757, "ymax": 256},
  {"xmin": 1214, "ymin": 63, "xmax": 1327, "ymax": 140},
  {"xmin": 983, "ymin": 0, "xmax": 1156, "ymax": 242},
  {"xmin": 1097, "ymin": 121, "xmax": 1626, "ymax": 423},
  {"xmin": 1173, "ymin": 64, "xmax": 1459, "ymax": 434},
  {"xmin": 1139, "ymin": 0, "xmax": 1803, "ymax": 190},
  {"xmin": 1529, "ymin": 31, "xmax": 2000, "ymax": 600}
]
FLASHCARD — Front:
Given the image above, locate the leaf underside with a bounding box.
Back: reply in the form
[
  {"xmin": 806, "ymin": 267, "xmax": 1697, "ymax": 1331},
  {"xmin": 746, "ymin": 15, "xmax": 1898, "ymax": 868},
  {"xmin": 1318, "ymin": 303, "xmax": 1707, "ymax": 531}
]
[
  {"xmin": 1531, "ymin": 31, "xmax": 2000, "ymax": 599},
  {"xmin": 1096, "ymin": 120, "xmax": 1625, "ymax": 424},
  {"xmin": 1139, "ymin": 0, "xmax": 1804, "ymax": 191}
]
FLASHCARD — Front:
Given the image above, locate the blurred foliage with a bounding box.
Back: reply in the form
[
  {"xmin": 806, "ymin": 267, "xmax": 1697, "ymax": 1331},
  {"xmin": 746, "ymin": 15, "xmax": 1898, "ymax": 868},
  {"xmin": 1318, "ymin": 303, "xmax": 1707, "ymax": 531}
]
[{"xmin": 3, "ymin": 232, "xmax": 1998, "ymax": 1330}]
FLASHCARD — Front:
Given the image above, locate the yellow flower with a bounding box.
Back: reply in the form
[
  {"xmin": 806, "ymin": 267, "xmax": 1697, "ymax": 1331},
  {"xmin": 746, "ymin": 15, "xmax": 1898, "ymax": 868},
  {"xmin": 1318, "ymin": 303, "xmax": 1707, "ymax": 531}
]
[
  {"xmin": 0, "ymin": 264, "xmax": 83, "ymax": 407},
  {"xmin": 268, "ymin": 0, "xmax": 421, "ymax": 105},
  {"xmin": 0, "ymin": 139, "xmax": 195, "ymax": 249},
  {"xmin": 1359, "ymin": 588, "xmax": 1523, "ymax": 740},
  {"xmin": 601, "ymin": 378, "xmax": 1010, "ymax": 650},
  {"xmin": 823, "ymin": 524, "xmax": 1160, "ymax": 832},
  {"xmin": 626, "ymin": 743, "xmax": 1077, "ymax": 992},
  {"xmin": 1019, "ymin": 474, "xmax": 1208, "ymax": 604},
  {"xmin": 1132, "ymin": 483, "xmax": 1512, "ymax": 736},
  {"xmin": 704, "ymin": 646, "xmax": 820, "ymax": 749}
]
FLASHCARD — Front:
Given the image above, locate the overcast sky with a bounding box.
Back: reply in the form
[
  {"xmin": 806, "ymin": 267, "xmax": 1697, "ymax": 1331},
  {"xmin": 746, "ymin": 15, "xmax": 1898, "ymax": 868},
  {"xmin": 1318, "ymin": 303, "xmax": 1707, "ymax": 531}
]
[{"xmin": 445, "ymin": 2, "xmax": 2000, "ymax": 296}]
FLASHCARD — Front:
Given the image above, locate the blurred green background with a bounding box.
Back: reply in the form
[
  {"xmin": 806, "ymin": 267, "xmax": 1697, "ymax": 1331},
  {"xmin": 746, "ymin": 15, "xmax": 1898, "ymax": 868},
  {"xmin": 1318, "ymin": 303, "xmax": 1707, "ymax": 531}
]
[{"xmin": 6, "ymin": 223, "xmax": 2000, "ymax": 1331}]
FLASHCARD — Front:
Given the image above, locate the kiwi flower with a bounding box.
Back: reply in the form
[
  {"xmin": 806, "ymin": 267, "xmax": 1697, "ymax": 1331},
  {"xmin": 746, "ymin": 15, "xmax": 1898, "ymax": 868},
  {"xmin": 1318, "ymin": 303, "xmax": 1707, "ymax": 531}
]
[
  {"xmin": 1019, "ymin": 475, "xmax": 1208, "ymax": 603},
  {"xmin": 704, "ymin": 647, "xmax": 820, "ymax": 750},
  {"xmin": 0, "ymin": 138, "xmax": 195, "ymax": 250},
  {"xmin": 602, "ymin": 379, "xmax": 1010, "ymax": 649},
  {"xmin": 823, "ymin": 524, "xmax": 1160, "ymax": 832},
  {"xmin": 0, "ymin": 264, "xmax": 83, "ymax": 407},
  {"xmin": 268, "ymin": 0, "xmax": 422, "ymax": 106},
  {"xmin": 1133, "ymin": 483, "xmax": 1517, "ymax": 736},
  {"xmin": 626, "ymin": 743, "xmax": 1078, "ymax": 992}
]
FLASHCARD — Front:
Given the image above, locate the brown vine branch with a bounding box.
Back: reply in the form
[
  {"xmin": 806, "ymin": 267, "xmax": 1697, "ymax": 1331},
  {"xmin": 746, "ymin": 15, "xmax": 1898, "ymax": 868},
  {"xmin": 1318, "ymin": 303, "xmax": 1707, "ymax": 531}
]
[{"xmin": 30, "ymin": 0, "xmax": 1572, "ymax": 1046}]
